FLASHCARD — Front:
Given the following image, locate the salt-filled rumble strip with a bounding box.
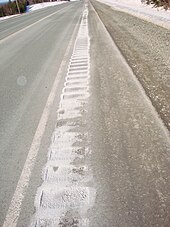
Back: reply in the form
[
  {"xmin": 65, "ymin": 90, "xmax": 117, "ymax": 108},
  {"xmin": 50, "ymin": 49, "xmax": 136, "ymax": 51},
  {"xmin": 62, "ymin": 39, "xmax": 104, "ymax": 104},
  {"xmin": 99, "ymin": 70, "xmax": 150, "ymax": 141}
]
[{"xmin": 30, "ymin": 5, "xmax": 95, "ymax": 226}]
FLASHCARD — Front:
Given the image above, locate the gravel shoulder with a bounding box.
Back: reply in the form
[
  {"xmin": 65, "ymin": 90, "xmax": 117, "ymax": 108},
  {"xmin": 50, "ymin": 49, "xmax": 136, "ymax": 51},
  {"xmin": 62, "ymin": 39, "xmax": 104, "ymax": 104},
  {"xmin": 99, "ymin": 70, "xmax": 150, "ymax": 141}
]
[
  {"xmin": 88, "ymin": 2, "xmax": 170, "ymax": 226},
  {"xmin": 91, "ymin": 0, "xmax": 170, "ymax": 131}
]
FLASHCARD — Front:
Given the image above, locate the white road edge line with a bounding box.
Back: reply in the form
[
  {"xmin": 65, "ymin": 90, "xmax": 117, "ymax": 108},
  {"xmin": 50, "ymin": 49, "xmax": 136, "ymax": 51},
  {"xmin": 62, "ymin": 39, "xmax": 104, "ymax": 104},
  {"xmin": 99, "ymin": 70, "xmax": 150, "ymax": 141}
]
[
  {"xmin": 0, "ymin": 4, "xmax": 70, "ymax": 44},
  {"xmin": 2, "ymin": 12, "xmax": 82, "ymax": 227}
]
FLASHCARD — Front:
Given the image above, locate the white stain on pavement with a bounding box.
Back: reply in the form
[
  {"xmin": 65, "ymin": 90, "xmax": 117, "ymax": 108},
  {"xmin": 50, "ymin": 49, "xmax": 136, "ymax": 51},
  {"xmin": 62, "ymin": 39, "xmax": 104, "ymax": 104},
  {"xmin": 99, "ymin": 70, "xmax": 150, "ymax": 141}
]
[
  {"xmin": 17, "ymin": 76, "xmax": 27, "ymax": 86},
  {"xmin": 30, "ymin": 5, "xmax": 95, "ymax": 227}
]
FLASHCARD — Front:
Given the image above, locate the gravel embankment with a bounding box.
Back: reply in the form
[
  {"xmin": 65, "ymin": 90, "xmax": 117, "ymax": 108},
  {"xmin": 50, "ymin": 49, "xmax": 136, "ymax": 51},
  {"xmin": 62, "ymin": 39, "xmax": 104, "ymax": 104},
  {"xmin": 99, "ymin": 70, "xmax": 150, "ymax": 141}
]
[{"xmin": 91, "ymin": 0, "xmax": 170, "ymax": 131}]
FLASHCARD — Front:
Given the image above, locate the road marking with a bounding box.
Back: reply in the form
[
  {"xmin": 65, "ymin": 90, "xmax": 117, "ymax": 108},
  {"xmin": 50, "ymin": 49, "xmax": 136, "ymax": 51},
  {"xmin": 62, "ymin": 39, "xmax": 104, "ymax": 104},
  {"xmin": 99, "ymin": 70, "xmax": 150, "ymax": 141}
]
[
  {"xmin": 30, "ymin": 5, "xmax": 95, "ymax": 226},
  {"xmin": 0, "ymin": 4, "xmax": 70, "ymax": 44},
  {"xmin": 2, "ymin": 11, "xmax": 81, "ymax": 227}
]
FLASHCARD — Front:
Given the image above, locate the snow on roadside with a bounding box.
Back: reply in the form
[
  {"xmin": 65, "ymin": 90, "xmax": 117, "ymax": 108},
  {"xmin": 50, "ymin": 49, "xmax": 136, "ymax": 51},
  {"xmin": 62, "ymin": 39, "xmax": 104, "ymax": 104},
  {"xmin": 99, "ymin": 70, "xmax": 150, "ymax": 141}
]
[
  {"xmin": 0, "ymin": 1, "xmax": 73, "ymax": 21},
  {"xmin": 0, "ymin": 14, "xmax": 19, "ymax": 21},
  {"xmin": 26, "ymin": 1, "xmax": 66, "ymax": 13},
  {"xmin": 97, "ymin": 0, "xmax": 170, "ymax": 29}
]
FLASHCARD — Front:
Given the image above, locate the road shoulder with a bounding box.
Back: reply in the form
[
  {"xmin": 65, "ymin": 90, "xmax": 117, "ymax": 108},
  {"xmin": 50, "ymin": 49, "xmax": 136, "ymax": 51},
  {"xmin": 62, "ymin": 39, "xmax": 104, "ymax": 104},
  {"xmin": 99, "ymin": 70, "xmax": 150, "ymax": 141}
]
[{"xmin": 88, "ymin": 2, "xmax": 170, "ymax": 226}]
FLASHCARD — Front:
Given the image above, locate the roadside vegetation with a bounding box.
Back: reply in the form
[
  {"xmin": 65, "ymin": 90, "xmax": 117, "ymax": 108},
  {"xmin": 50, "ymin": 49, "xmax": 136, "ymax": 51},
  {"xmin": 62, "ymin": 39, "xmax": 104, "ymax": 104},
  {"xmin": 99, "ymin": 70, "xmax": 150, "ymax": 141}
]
[
  {"xmin": 0, "ymin": 0, "xmax": 26, "ymax": 17},
  {"xmin": 142, "ymin": 0, "xmax": 170, "ymax": 9}
]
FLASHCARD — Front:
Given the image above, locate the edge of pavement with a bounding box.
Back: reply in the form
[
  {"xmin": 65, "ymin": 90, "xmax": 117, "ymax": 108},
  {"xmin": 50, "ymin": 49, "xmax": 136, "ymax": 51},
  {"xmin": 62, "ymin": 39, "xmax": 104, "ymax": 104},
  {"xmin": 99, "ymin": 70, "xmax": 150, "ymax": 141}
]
[
  {"xmin": 89, "ymin": 0, "xmax": 170, "ymax": 139},
  {"xmin": 96, "ymin": 0, "xmax": 170, "ymax": 30},
  {"xmin": 87, "ymin": 2, "xmax": 170, "ymax": 226}
]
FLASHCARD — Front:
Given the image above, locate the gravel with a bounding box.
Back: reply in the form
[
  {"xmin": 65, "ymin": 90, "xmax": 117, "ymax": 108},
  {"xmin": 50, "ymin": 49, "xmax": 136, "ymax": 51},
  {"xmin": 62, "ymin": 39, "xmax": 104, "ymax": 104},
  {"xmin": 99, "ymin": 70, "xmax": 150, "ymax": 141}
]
[{"xmin": 91, "ymin": 0, "xmax": 170, "ymax": 131}]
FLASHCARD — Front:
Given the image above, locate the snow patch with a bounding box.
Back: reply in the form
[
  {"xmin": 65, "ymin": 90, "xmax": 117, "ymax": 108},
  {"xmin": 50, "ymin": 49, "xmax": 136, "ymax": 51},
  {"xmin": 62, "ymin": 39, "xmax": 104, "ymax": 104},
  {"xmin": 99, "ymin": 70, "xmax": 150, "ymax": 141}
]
[
  {"xmin": 26, "ymin": 1, "xmax": 66, "ymax": 13},
  {"xmin": 98, "ymin": 0, "xmax": 170, "ymax": 29},
  {"xmin": 0, "ymin": 14, "xmax": 19, "ymax": 21}
]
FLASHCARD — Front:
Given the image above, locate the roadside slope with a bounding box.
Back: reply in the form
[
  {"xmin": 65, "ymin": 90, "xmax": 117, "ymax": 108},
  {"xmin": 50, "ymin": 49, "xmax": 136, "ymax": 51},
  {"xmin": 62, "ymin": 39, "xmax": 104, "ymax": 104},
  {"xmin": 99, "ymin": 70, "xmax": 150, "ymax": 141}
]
[
  {"xmin": 88, "ymin": 2, "xmax": 170, "ymax": 226},
  {"xmin": 97, "ymin": 0, "xmax": 170, "ymax": 29},
  {"xmin": 91, "ymin": 0, "xmax": 170, "ymax": 131}
]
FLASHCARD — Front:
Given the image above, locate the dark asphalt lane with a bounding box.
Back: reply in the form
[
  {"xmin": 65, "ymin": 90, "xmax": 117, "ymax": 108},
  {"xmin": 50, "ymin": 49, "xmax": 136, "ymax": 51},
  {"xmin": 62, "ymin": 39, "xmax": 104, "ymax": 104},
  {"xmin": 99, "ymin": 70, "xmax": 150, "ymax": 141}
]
[{"xmin": 0, "ymin": 2, "xmax": 83, "ymax": 225}]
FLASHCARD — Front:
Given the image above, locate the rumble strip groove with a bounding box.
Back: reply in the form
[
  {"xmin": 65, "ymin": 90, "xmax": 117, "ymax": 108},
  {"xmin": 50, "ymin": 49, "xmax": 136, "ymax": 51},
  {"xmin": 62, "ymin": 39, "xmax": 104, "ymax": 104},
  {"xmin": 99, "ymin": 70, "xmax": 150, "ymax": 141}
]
[{"xmin": 30, "ymin": 4, "xmax": 95, "ymax": 227}]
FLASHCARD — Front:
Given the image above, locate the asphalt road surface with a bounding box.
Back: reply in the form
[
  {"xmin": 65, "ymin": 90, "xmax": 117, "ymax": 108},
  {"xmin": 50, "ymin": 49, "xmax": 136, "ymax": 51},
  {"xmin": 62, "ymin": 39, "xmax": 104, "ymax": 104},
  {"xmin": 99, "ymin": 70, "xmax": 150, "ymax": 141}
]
[
  {"xmin": 0, "ymin": 0, "xmax": 170, "ymax": 226},
  {"xmin": 0, "ymin": 2, "xmax": 84, "ymax": 226}
]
